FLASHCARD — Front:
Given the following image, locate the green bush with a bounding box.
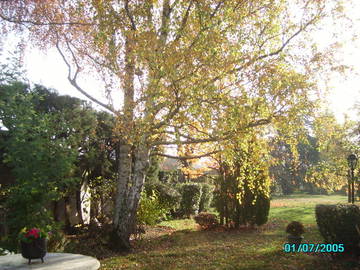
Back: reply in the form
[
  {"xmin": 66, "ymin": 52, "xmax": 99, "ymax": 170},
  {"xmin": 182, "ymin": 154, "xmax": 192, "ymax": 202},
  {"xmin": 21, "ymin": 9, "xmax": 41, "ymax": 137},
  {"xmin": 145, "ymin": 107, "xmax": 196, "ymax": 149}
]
[
  {"xmin": 286, "ymin": 221, "xmax": 305, "ymax": 236},
  {"xmin": 315, "ymin": 204, "xmax": 360, "ymax": 254},
  {"xmin": 46, "ymin": 223, "xmax": 69, "ymax": 252},
  {"xmin": 1, "ymin": 184, "xmax": 60, "ymax": 252},
  {"xmin": 214, "ymin": 170, "xmax": 271, "ymax": 228},
  {"xmin": 199, "ymin": 183, "xmax": 215, "ymax": 213},
  {"xmin": 179, "ymin": 183, "xmax": 202, "ymax": 218},
  {"xmin": 137, "ymin": 191, "xmax": 168, "ymax": 225},
  {"xmin": 254, "ymin": 192, "xmax": 270, "ymax": 226},
  {"xmin": 144, "ymin": 181, "xmax": 181, "ymax": 216},
  {"xmin": 158, "ymin": 170, "xmax": 180, "ymax": 184}
]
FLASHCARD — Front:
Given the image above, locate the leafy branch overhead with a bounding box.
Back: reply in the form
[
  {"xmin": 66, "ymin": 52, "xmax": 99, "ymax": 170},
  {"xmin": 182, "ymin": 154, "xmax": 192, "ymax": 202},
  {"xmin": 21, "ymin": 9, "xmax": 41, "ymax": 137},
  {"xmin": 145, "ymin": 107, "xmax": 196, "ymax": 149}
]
[{"xmin": 0, "ymin": 0, "xmax": 345, "ymax": 155}]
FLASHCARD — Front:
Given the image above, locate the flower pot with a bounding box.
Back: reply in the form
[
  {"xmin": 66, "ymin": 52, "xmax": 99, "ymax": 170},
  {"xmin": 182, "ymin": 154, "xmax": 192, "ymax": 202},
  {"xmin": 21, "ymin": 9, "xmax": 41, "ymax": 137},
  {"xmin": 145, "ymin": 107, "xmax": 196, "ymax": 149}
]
[
  {"xmin": 287, "ymin": 235, "xmax": 303, "ymax": 249},
  {"xmin": 20, "ymin": 238, "xmax": 47, "ymax": 264}
]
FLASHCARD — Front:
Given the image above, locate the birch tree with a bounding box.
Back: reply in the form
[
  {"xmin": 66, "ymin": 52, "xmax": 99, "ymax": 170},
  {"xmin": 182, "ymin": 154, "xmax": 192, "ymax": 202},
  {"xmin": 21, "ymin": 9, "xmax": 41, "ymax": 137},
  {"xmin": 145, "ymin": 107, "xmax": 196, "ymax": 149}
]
[{"xmin": 0, "ymin": 0, "xmax": 347, "ymax": 250}]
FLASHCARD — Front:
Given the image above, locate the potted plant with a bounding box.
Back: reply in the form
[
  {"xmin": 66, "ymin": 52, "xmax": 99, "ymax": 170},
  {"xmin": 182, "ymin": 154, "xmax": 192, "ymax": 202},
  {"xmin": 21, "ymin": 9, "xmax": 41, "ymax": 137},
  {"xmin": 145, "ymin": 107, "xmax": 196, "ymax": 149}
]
[
  {"xmin": 286, "ymin": 221, "xmax": 305, "ymax": 247},
  {"xmin": 18, "ymin": 227, "xmax": 49, "ymax": 264}
]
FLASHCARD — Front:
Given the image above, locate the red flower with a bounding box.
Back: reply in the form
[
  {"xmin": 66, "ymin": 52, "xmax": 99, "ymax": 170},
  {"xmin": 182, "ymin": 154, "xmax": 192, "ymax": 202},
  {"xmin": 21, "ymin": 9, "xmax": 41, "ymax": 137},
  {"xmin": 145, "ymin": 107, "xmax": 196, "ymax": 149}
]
[{"xmin": 25, "ymin": 228, "xmax": 40, "ymax": 239}]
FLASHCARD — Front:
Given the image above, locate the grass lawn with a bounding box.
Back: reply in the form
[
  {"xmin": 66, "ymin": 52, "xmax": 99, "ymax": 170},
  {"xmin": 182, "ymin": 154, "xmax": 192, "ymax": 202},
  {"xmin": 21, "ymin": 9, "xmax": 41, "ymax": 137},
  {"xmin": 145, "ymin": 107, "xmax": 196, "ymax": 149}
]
[{"xmin": 77, "ymin": 194, "xmax": 357, "ymax": 269}]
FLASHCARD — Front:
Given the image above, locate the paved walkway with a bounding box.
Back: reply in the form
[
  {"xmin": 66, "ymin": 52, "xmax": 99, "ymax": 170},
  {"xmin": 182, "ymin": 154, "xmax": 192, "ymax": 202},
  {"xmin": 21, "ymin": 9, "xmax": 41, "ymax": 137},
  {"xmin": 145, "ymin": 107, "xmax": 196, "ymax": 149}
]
[{"xmin": 0, "ymin": 253, "xmax": 100, "ymax": 270}]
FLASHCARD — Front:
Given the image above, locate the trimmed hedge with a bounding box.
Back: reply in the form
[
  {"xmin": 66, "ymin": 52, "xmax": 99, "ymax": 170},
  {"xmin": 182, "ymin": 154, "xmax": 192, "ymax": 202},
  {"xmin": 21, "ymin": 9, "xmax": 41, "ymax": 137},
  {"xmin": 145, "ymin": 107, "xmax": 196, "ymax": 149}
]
[
  {"xmin": 144, "ymin": 181, "xmax": 182, "ymax": 217},
  {"xmin": 198, "ymin": 183, "xmax": 215, "ymax": 213},
  {"xmin": 315, "ymin": 204, "xmax": 360, "ymax": 254},
  {"xmin": 179, "ymin": 183, "xmax": 202, "ymax": 218}
]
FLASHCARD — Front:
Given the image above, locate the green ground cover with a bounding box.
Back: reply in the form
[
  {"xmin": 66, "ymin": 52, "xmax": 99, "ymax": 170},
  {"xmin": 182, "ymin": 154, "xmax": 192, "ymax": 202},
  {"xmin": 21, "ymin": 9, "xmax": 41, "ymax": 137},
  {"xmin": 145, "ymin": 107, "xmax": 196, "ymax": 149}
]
[{"xmin": 94, "ymin": 194, "xmax": 356, "ymax": 269}]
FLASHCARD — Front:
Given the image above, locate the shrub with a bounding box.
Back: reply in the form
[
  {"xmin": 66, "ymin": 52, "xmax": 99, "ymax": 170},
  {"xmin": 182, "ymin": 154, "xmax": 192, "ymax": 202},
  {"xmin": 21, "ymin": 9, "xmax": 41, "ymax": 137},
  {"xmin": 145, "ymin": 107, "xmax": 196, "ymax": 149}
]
[
  {"xmin": 254, "ymin": 192, "xmax": 271, "ymax": 226},
  {"xmin": 137, "ymin": 191, "xmax": 168, "ymax": 225},
  {"xmin": 286, "ymin": 221, "xmax": 305, "ymax": 236},
  {"xmin": 194, "ymin": 212, "xmax": 218, "ymax": 229},
  {"xmin": 179, "ymin": 183, "xmax": 202, "ymax": 218},
  {"xmin": 2, "ymin": 186, "xmax": 59, "ymax": 252},
  {"xmin": 47, "ymin": 229, "xmax": 68, "ymax": 252},
  {"xmin": 214, "ymin": 171, "xmax": 271, "ymax": 228},
  {"xmin": 198, "ymin": 183, "xmax": 215, "ymax": 213},
  {"xmin": 144, "ymin": 181, "xmax": 182, "ymax": 216},
  {"xmin": 158, "ymin": 170, "xmax": 180, "ymax": 183},
  {"xmin": 315, "ymin": 204, "xmax": 360, "ymax": 254}
]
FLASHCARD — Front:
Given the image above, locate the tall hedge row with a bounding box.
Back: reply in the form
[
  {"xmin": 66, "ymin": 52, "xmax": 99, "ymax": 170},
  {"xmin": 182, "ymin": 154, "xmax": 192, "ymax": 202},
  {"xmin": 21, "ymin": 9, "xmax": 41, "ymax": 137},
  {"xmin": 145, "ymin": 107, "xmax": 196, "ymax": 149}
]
[
  {"xmin": 315, "ymin": 204, "xmax": 360, "ymax": 254},
  {"xmin": 178, "ymin": 183, "xmax": 215, "ymax": 218},
  {"xmin": 144, "ymin": 181, "xmax": 182, "ymax": 214},
  {"xmin": 142, "ymin": 181, "xmax": 215, "ymax": 219},
  {"xmin": 199, "ymin": 183, "xmax": 215, "ymax": 213},
  {"xmin": 179, "ymin": 183, "xmax": 202, "ymax": 218}
]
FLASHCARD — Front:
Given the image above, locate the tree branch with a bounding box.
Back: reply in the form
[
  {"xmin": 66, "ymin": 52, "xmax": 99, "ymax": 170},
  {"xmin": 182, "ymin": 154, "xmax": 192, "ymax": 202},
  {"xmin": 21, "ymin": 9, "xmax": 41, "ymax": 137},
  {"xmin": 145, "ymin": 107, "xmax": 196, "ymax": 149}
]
[
  {"xmin": 153, "ymin": 134, "xmax": 229, "ymax": 146},
  {"xmin": 124, "ymin": 0, "xmax": 137, "ymax": 31},
  {"xmin": 151, "ymin": 84, "xmax": 183, "ymax": 130},
  {"xmin": 256, "ymin": 17, "xmax": 317, "ymax": 61},
  {"xmin": 173, "ymin": 1, "xmax": 194, "ymax": 43},
  {"xmin": 0, "ymin": 13, "xmax": 94, "ymax": 26},
  {"xmin": 154, "ymin": 150, "xmax": 220, "ymax": 160},
  {"xmin": 55, "ymin": 38, "xmax": 116, "ymax": 114},
  {"xmin": 196, "ymin": 14, "xmax": 321, "ymax": 94},
  {"xmin": 154, "ymin": 115, "xmax": 275, "ymax": 146},
  {"xmin": 159, "ymin": 0, "xmax": 171, "ymax": 46}
]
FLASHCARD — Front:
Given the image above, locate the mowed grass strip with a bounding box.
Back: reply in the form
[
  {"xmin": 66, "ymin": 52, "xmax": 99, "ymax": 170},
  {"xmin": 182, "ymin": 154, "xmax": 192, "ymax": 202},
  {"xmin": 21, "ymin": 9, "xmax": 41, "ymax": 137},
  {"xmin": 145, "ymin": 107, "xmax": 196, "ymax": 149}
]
[{"xmin": 100, "ymin": 194, "xmax": 349, "ymax": 270}]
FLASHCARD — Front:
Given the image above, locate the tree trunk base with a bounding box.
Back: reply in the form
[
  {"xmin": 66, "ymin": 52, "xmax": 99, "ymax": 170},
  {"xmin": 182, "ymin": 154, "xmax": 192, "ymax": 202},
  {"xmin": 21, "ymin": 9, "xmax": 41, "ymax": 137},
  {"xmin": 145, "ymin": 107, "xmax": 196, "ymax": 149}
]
[{"xmin": 108, "ymin": 229, "xmax": 132, "ymax": 252}]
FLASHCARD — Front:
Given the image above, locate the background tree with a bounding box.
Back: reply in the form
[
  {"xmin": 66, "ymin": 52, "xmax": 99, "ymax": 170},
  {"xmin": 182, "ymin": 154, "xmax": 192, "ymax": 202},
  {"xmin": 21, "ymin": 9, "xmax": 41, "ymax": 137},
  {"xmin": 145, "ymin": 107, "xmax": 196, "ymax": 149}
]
[
  {"xmin": 30, "ymin": 85, "xmax": 99, "ymax": 229},
  {"xmin": 269, "ymin": 133, "xmax": 320, "ymax": 195},
  {"xmin": 76, "ymin": 110, "xmax": 118, "ymax": 226},
  {"xmin": 0, "ymin": 0, "xmax": 348, "ymax": 250},
  {"xmin": 0, "ymin": 81, "xmax": 79, "ymax": 251},
  {"xmin": 305, "ymin": 112, "xmax": 358, "ymax": 193},
  {"xmin": 0, "ymin": 65, "xmax": 120, "ymax": 248}
]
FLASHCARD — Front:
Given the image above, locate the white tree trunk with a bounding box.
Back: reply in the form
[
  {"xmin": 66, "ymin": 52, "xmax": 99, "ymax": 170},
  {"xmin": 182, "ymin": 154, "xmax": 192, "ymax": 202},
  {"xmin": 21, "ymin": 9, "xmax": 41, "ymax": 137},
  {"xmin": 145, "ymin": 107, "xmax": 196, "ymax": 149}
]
[{"xmin": 112, "ymin": 141, "xmax": 149, "ymax": 250}]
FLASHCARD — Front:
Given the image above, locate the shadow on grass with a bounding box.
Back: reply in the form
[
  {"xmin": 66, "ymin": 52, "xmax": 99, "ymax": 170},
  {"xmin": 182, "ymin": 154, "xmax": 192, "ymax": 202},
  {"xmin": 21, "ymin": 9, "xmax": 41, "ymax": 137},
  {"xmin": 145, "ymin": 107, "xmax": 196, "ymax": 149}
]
[{"xmin": 100, "ymin": 228, "xmax": 345, "ymax": 270}]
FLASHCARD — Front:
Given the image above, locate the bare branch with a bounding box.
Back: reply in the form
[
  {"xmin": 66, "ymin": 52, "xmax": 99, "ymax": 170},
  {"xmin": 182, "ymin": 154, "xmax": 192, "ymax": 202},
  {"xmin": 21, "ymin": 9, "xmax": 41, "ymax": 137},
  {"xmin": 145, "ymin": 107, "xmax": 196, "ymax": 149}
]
[
  {"xmin": 151, "ymin": 84, "xmax": 183, "ymax": 130},
  {"xmin": 165, "ymin": 123, "xmax": 215, "ymax": 141},
  {"xmin": 164, "ymin": 129, "xmax": 207, "ymax": 141},
  {"xmin": 55, "ymin": 38, "xmax": 116, "ymax": 114},
  {"xmin": 170, "ymin": 0, "xmax": 180, "ymax": 11},
  {"xmin": 80, "ymin": 49, "xmax": 118, "ymax": 75},
  {"xmin": 196, "ymin": 14, "xmax": 321, "ymax": 94},
  {"xmin": 245, "ymin": 118, "xmax": 272, "ymax": 128},
  {"xmin": 186, "ymin": 2, "xmax": 224, "ymax": 50},
  {"xmin": 64, "ymin": 38, "xmax": 81, "ymax": 81}
]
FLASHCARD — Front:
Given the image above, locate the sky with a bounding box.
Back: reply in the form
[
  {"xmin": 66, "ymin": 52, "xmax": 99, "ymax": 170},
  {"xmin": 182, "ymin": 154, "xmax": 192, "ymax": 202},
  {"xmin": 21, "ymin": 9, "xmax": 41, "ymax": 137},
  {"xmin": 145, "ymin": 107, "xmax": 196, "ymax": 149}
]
[{"xmin": 2, "ymin": 2, "xmax": 360, "ymax": 125}]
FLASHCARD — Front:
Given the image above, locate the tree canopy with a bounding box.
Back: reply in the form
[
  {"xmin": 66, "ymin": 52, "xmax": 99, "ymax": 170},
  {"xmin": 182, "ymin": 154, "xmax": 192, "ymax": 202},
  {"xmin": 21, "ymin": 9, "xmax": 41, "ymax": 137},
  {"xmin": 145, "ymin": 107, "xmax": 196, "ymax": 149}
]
[{"xmin": 0, "ymin": 0, "xmax": 345, "ymax": 149}]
